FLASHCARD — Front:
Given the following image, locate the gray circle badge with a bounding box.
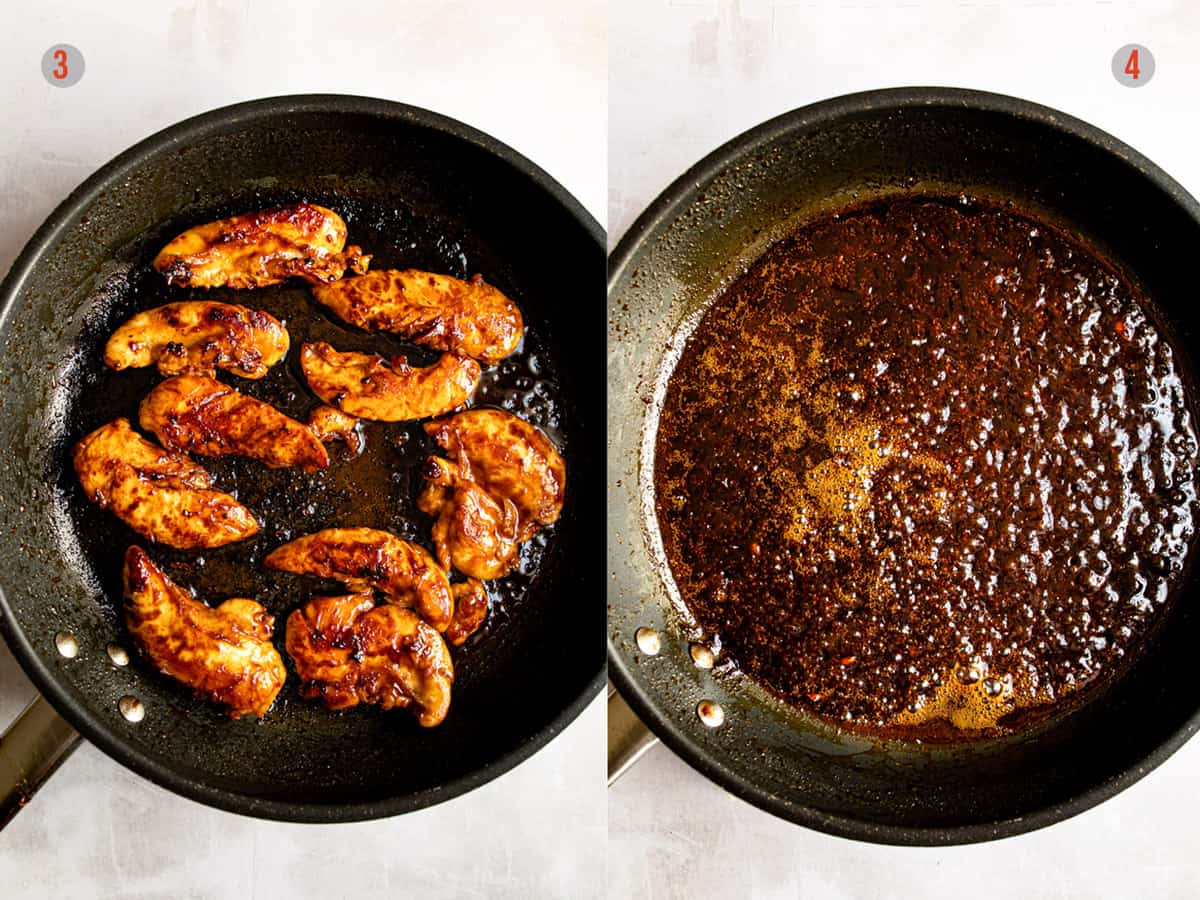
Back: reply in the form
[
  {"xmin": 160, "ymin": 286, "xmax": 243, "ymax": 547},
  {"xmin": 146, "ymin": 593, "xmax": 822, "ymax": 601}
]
[
  {"xmin": 42, "ymin": 44, "xmax": 85, "ymax": 88},
  {"xmin": 1112, "ymin": 44, "xmax": 1154, "ymax": 88}
]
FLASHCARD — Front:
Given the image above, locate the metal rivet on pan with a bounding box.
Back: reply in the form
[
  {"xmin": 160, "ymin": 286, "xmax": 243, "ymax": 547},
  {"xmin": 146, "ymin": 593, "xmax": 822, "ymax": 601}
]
[
  {"xmin": 697, "ymin": 700, "xmax": 725, "ymax": 728},
  {"xmin": 54, "ymin": 631, "xmax": 78, "ymax": 658},
  {"xmin": 118, "ymin": 695, "xmax": 144, "ymax": 723},
  {"xmin": 689, "ymin": 643, "xmax": 715, "ymax": 669},
  {"xmin": 106, "ymin": 643, "xmax": 130, "ymax": 667},
  {"xmin": 635, "ymin": 627, "xmax": 661, "ymax": 656}
]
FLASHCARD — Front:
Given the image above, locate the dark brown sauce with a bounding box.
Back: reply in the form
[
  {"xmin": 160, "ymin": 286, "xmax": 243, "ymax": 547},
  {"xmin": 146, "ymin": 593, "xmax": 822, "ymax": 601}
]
[{"xmin": 655, "ymin": 196, "xmax": 1199, "ymax": 740}]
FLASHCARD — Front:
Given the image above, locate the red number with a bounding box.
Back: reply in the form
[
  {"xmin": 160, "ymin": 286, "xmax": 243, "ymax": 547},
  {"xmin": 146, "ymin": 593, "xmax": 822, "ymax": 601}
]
[
  {"xmin": 1124, "ymin": 48, "xmax": 1140, "ymax": 79},
  {"xmin": 52, "ymin": 48, "xmax": 68, "ymax": 80}
]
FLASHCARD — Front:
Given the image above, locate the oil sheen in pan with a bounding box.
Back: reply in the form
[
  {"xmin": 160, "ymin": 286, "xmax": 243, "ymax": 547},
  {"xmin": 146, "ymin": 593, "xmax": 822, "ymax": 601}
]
[
  {"xmin": 44, "ymin": 192, "xmax": 565, "ymax": 717},
  {"xmin": 652, "ymin": 195, "xmax": 1200, "ymax": 742}
]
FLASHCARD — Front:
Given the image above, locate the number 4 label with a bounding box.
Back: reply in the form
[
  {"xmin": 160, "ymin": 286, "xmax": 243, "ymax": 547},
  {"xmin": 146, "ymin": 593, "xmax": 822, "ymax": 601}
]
[
  {"xmin": 1124, "ymin": 48, "xmax": 1140, "ymax": 79},
  {"xmin": 1112, "ymin": 44, "xmax": 1155, "ymax": 88}
]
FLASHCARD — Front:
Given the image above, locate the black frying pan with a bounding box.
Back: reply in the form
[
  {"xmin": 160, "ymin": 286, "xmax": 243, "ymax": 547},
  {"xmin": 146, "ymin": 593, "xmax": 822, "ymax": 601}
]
[
  {"xmin": 0, "ymin": 94, "xmax": 604, "ymax": 822},
  {"xmin": 608, "ymin": 88, "xmax": 1200, "ymax": 845}
]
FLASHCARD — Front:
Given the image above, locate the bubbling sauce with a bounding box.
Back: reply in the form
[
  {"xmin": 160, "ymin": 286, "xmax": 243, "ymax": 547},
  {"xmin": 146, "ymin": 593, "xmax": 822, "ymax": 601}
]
[{"xmin": 654, "ymin": 197, "xmax": 1199, "ymax": 740}]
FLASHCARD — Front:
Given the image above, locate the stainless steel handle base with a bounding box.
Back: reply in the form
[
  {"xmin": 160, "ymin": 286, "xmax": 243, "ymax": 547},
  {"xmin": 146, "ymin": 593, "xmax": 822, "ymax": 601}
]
[
  {"xmin": 0, "ymin": 695, "xmax": 82, "ymax": 829},
  {"xmin": 608, "ymin": 686, "xmax": 659, "ymax": 786}
]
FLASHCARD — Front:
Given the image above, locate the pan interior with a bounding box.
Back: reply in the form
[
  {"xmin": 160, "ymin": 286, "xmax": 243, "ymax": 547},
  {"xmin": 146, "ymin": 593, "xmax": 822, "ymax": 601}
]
[
  {"xmin": 608, "ymin": 91, "xmax": 1200, "ymax": 841},
  {"xmin": 0, "ymin": 101, "xmax": 603, "ymax": 817},
  {"xmin": 649, "ymin": 192, "xmax": 1198, "ymax": 742}
]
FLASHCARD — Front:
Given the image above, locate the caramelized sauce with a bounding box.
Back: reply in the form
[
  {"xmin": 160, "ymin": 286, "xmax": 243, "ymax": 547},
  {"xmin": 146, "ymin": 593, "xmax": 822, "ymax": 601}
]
[{"xmin": 655, "ymin": 197, "xmax": 1199, "ymax": 739}]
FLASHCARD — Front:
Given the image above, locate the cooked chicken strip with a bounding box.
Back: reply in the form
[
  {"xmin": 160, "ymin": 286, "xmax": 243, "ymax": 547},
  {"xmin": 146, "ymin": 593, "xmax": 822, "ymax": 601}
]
[
  {"xmin": 307, "ymin": 404, "xmax": 363, "ymax": 454},
  {"xmin": 446, "ymin": 579, "xmax": 490, "ymax": 647},
  {"xmin": 123, "ymin": 546, "xmax": 285, "ymax": 718},
  {"xmin": 300, "ymin": 342, "xmax": 479, "ymax": 422},
  {"xmin": 425, "ymin": 409, "xmax": 565, "ymax": 541},
  {"xmin": 153, "ymin": 203, "xmax": 369, "ymax": 289},
  {"xmin": 140, "ymin": 375, "xmax": 329, "ymax": 471},
  {"xmin": 74, "ymin": 419, "xmax": 258, "ymax": 549},
  {"xmin": 310, "ymin": 269, "xmax": 523, "ymax": 364},
  {"xmin": 285, "ymin": 594, "xmax": 453, "ymax": 726},
  {"xmin": 264, "ymin": 527, "xmax": 453, "ymax": 631},
  {"xmin": 418, "ymin": 456, "xmax": 519, "ymax": 579},
  {"xmin": 104, "ymin": 302, "xmax": 289, "ymax": 379}
]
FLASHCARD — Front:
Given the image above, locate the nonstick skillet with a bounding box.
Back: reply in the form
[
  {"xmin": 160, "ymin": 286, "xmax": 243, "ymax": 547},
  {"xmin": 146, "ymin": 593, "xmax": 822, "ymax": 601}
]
[
  {"xmin": 0, "ymin": 94, "xmax": 604, "ymax": 823},
  {"xmin": 608, "ymin": 88, "xmax": 1200, "ymax": 845}
]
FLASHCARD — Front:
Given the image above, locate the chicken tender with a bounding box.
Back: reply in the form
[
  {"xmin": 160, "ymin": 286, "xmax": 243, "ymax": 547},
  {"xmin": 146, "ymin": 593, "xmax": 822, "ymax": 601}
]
[
  {"xmin": 285, "ymin": 594, "xmax": 453, "ymax": 726},
  {"xmin": 300, "ymin": 342, "xmax": 478, "ymax": 422},
  {"xmin": 123, "ymin": 546, "xmax": 285, "ymax": 718},
  {"xmin": 153, "ymin": 203, "xmax": 369, "ymax": 289},
  {"xmin": 425, "ymin": 409, "xmax": 565, "ymax": 540},
  {"xmin": 104, "ymin": 302, "xmax": 289, "ymax": 379},
  {"xmin": 307, "ymin": 404, "xmax": 363, "ymax": 454},
  {"xmin": 446, "ymin": 579, "xmax": 490, "ymax": 647},
  {"xmin": 74, "ymin": 419, "xmax": 258, "ymax": 549},
  {"xmin": 140, "ymin": 375, "xmax": 329, "ymax": 471},
  {"xmin": 310, "ymin": 269, "xmax": 523, "ymax": 364},
  {"xmin": 264, "ymin": 527, "xmax": 453, "ymax": 631},
  {"xmin": 418, "ymin": 456, "xmax": 519, "ymax": 579}
]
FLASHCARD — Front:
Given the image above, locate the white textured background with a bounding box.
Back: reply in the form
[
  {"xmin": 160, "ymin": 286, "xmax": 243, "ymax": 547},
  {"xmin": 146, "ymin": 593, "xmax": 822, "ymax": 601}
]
[
  {"xmin": 609, "ymin": 1, "xmax": 1200, "ymax": 898},
  {"xmin": 0, "ymin": 1, "xmax": 606, "ymax": 898}
]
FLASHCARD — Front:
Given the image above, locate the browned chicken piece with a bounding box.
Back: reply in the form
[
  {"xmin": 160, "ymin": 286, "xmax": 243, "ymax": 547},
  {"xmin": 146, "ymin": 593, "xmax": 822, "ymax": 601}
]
[
  {"xmin": 300, "ymin": 341, "xmax": 479, "ymax": 422},
  {"xmin": 123, "ymin": 546, "xmax": 285, "ymax": 718},
  {"xmin": 152, "ymin": 203, "xmax": 369, "ymax": 289},
  {"xmin": 104, "ymin": 302, "xmax": 289, "ymax": 379},
  {"xmin": 264, "ymin": 527, "xmax": 453, "ymax": 631},
  {"xmin": 446, "ymin": 579, "xmax": 490, "ymax": 647},
  {"xmin": 307, "ymin": 404, "xmax": 363, "ymax": 454},
  {"xmin": 285, "ymin": 594, "xmax": 453, "ymax": 726},
  {"xmin": 425, "ymin": 409, "xmax": 565, "ymax": 541},
  {"xmin": 418, "ymin": 456, "xmax": 519, "ymax": 579},
  {"xmin": 310, "ymin": 269, "xmax": 523, "ymax": 364},
  {"xmin": 73, "ymin": 419, "xmax": 258, "ymax": 549},
  {"xmin": 140, "ymin": 375, "xmax": 329, "ymax": 471}
]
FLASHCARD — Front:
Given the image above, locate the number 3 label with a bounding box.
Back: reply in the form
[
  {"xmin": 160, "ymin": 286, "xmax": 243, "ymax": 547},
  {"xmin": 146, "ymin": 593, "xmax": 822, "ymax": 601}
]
[
  {"xmin": 41, "ymin": 44, "xmax": 85, "ymax": 88},
  {"xmin": 1112, "ymin": 43, "xmax": 1155, "ymax": 88}
]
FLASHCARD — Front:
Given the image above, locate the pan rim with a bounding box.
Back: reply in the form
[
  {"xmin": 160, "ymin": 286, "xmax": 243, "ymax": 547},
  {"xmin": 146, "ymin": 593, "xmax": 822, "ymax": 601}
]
[
  {"xmin": 607, "ymin": 85, "xmax": 1200, "ymax": 846},
  {"xmin": 0, "ymin": 92, "xmax": 605, "ymax": 823}
]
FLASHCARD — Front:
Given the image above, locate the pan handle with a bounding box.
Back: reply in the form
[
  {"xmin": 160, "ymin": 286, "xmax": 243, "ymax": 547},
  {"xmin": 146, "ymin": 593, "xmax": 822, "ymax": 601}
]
[
  {"xmin": 0, "ymin": 695, "xmax": 82, "ymax": 828},
  {"xmin": 608, "ymin": 686, "xmax": 659, "ymax": 786}
]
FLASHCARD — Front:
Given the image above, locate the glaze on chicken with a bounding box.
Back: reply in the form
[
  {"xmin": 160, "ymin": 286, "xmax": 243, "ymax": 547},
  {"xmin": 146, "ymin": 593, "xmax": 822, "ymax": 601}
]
[
  {"xmin": 104, "ymin": 302, "xmax": 289, "ymax": 379},
  {"xmin": 285, "ymin": 594, "xmax": 453, "ymax": 726},
  {"xmin": 307, "ymin": 405, "xmax": 362, "ymax": 454},
  {"xmin": 264, "ymin": 527, "xmax": 453, "ymax": 631},
  {"xmin": 446, "ymin": 579, "xmax": 490, "ymax": 647},
  {"xmin": 300, "ymin": 341, "xmax": 478, "ymax": 422},
  {"xmin": 74, "ymin": 419, "xmax": 258, "ymax": 549},
  {"xmin": 418, "ymin": 456, "xmax": 519, "ymax": 579},
  {"xmin": 123, "ymin": 546, "xmax": 285, "ymax": 718},
  {"xmin": 153, "ymin": 203, "xmax": 369, "ymax": 289},
  {"xmin": 140, "ymin": 375, "xmax": 329, "ymax": 471},
  {"xmin": 425, "ymin": 409, "xmax": 565, "ymax": 541},
  {"xmin": 310, "ymin": 269, "xmax": 523, "ymax": 364}
]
